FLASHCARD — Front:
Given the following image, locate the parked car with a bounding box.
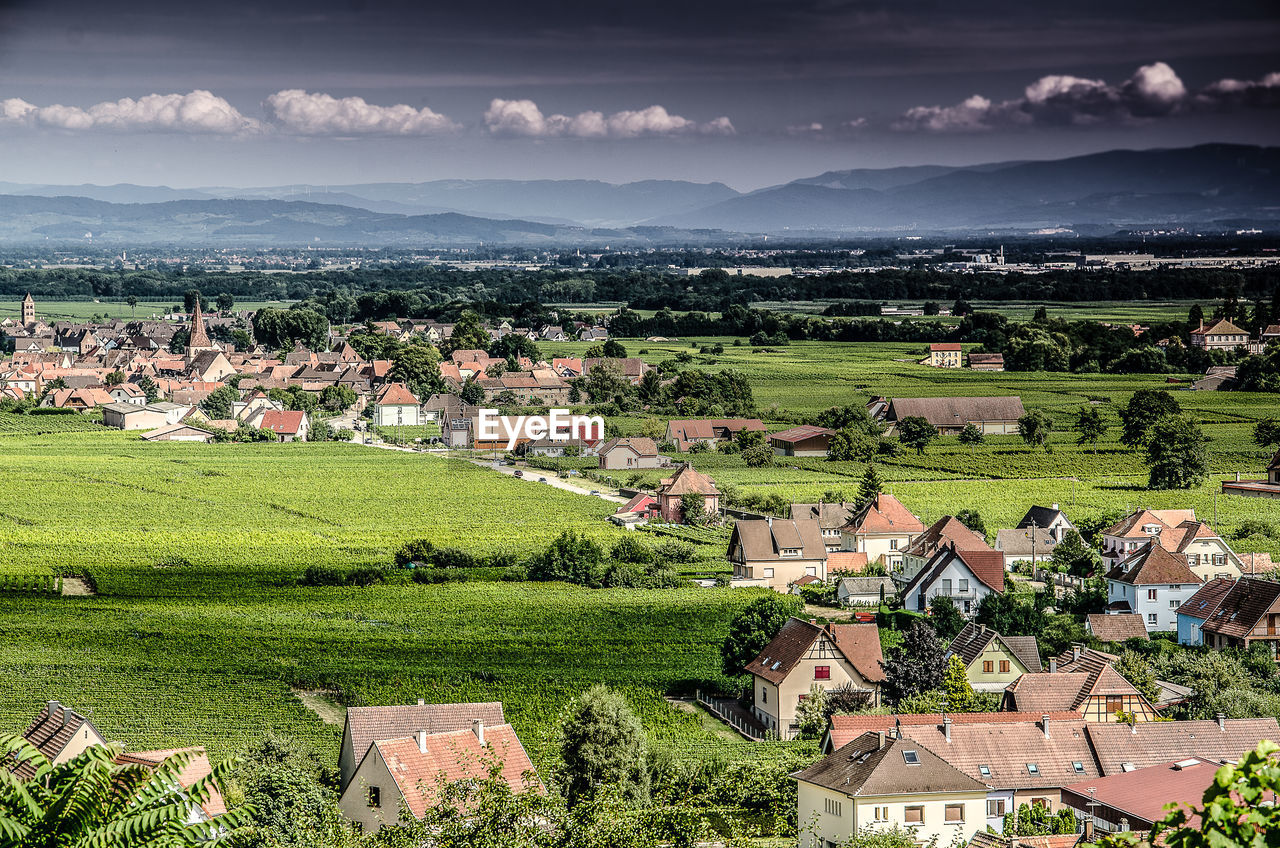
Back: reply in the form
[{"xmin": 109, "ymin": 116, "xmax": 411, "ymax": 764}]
[
  {"xmin": 513, "ymin": 470, "xmax": 524, "ymax": 478},
  {"xmin": 589, "ymin": 490, "xmax": 599, "ymax": 495},
  {"xmin": 538, "ymin": 477, "xmax": 548, "ymax": 483}
]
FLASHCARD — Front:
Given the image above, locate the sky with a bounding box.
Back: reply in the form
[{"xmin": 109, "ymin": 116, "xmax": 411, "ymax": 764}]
[{"xmin": 0, "ymin": 0, "xmax": 1277, "ymax": 190}]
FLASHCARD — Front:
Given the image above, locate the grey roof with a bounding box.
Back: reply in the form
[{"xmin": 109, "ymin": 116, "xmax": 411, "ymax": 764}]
[
  {"xmin": 995, "ymin": 528, "xmax": 1059, "ymax": 556},
  {"xmin": 887, "ymin": 396, "xmax": 1026, "ymax": 426},
  {"xmin": 838, "ymin": 576, "xmax": 896, "ymax": 595},
  {"xmin": 789, "ymin": 502, "xmax": 858, "ymax": 530},
  {"xmin": 1017, "ymin": 505, "xmax": 1073, "ymax": 530},
  {"xmin": 728, "ymin": 518, "xmax": 827, "ymax": 563},
  {"xmin": 948, "ymin": 623, "xmax": 1043, "ymax": 673},
  {"xmin": 793, "ymin": 731, "xmax": 988, "ymax": 796}
]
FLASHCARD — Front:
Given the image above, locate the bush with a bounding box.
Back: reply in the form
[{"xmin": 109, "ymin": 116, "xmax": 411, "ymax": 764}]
[
  {"xmin": 394, "ymin": 538, "xmax": 435, "ymax": 567},
  {"xmin": 611, "ymin": 536, "xmax": 655, "ymax": 564}
]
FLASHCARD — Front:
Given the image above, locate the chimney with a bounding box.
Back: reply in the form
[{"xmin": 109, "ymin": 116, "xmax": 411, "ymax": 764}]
[
  {"xmin": 47, "ymin": 700, "xmax": 63, "ymax": 725},
  {"xmin": 1041, "ymin": 714, "xmax": 1051, "ymax": 739},
  {"xmin": 1072, "ymin": 644, "xmax": 1082, "ymax": 662},
  {"xmin": 1049, "ymin": 657, "xmax": 1057, "ymax": 674},
  {"xmin": 417, "ymin": 730, "xmax": 427, "ymax": 753},
  {"xmin": 1217, "ymin": 712, "xmax": 1226, "ymax": 731},
  {"xmin": 417, "ymin": 698, "xmax": 425, "ymax": 706},
  {"xmin": 1083, "ymin": 819, "xmax": 1094, "ymax": 841},
  {"xmin": 1051, "ymin": 503, "xmax": 1059, "ymax": 511},
  {"xmin": 473, "ymin": 719, "xmax": 486, "ymax": 746},
  {"xmin": 943, "ymin": 715, "xmax": 952, "ymax": 742},
  {"xmin": 877, "ymin": 730, "xmax": 886, "ymax": 750}
]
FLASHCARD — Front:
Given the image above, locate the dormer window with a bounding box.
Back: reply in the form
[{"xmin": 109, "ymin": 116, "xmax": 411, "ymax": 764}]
[
  {"xmin": 780, "ymin": 548, "xmax": 801, "ymax": 558},
  {"xmin": 1143, "ymin": 524, "xmax": 1161, "ymax": 535}
]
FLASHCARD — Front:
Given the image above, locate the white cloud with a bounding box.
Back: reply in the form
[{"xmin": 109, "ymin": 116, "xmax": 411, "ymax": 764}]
[
  {"xmin": 484, "ymin": 98, "xmax": 733, "ymax": 138},
  {"xmin": 786, "ymin": 122, "xmax": 825, "ymax": 135},
  {"xmin": 264, "ymin": 90, "xmax": 459, "ymax": 136},
  {"xmin": 893, "ymin": 62, "xmax": 1276, "ymax": 132},
  {"xmin": 0, "ymin": 91, "xmax": 260, "ymax": 134}
]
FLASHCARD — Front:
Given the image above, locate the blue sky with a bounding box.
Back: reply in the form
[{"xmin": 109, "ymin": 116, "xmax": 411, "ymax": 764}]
[{"xmin": 0, "ymin": 0, "xmax": 1277, "ymax": 189}]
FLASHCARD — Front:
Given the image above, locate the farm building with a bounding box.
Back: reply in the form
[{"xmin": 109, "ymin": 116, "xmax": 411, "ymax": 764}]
[
  {"xmin": 877, "ymin": 396, "xmax": 1025, "ymax": 435},
  {"xmin": 665, "ymin": 418, "xmax": 765, "ymax": 451},
  {"xmin": 967, "ymin": 352, "xmax": 1005, "ymax": 371},
  {"xmin": 768, "ymin": 425, "xmax": 834, "ymax": 457},
  {"xmin": 654, "ymin": 463, "xmax": 719, "ymax": 523},
  {"xmin": 597, "ymin": 437, "xmax": 670, "ymax": 470}
]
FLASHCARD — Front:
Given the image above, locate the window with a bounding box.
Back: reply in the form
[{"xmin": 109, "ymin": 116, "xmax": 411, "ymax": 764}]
[
  {"xmin": 1072, "ymin": 761, "xmax": 1085, "ymax": 774},
  {"xmin": 987, "ymin": 799, "xmax": 1006, "ymax": 817},
  {"xmin": 368, "ymin": 786, "xmax": 381, "ymax": 808},
  {"xmin": 902, "ymin": 750, "xmax": 920, "ymax": 765},
  {"xmin": 982, "ymin": 660, "xmax": 993, "ymax": 673},
  {"xmin": 1032, "ymin": 798, "xmax": 1050, "ymax": 810},
  {"xmin": 1212, "ymin": 554, "xmax": 1226, "ymax": 566},
  {"xmin": 781, "ymin": 547, "xmax": 800, "ymax": 558},
  {"xmin": 814, "ymin": 665, "xmax": 831, "ymax": 680},
  {"xmin": 873, "ymin": 806, "xmax": 889, "ymax": 822},
  {"xmin": 945, "ymin": 804, "xmax": 965, "ymax": 823},
  {"xmin": 1170, "ymin": 599, "xmax": 1181, "ymax": 609},
  {"xmin": 763, "ymin": 568, "xmax": 775, "ymax": 578},
  {"xmin": 1148, "ymin": 613, "xmax": 1158, "ymax": 625},
  {"xmin": 959, "ymin": 578, "xmax": 969, "ymax": 593},
  {"xmin": 978, "ymin": 764, "xmax": 990, "ymax": 777},
  {"xmin": 805, "ymin": 566, "xmax": 817, "ymax": 577},
  {"xmin": 904, "ymin": 806, "xmax": 924, "ymax": 824},
  {"xmin": 999, "ymin": 660, "xmax": 1010, "ymax": 673},
  {"xmin": 824, "ymin": 798, "xmax": 843, "ymax": 816},
  {"xmin": 890, "ymin": 539, "xmax": 899, "ymax": 550},
  {"xmin": 1026, "ymin": 763, "xmax": 1039, "ymax": 775},
  {"xmin": 1187, "ymin": 554, "xmax": 1200, "ymax": 566},
  {"xmin": 941, "ymin": 579, "xmax": 952, "ymax": 595},
  {"xmin": 1148, "ymin": 589, "xmax": 1158, "ymax": 600},
  {"xmin": 761, "ymin": 687, "xmax": 768, "ymax": 704},
  {"xmin": 1106, "ymin": 695, "xmax": 1123, "ymax": 713}
]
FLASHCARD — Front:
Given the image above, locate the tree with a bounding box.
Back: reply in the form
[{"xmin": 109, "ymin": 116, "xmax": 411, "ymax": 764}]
[
  {"xmin": 1254, "ymin": 417, "xmax": 1280, "ymax": 449},
  {"xmin": 1114, "ymin": 649, "xmax": 1159, "ymax": 702},
  {"xmin": 602, "ymin": 339, "xmax": 627, "ymax": 358},
  {"xmin": 1017, "ymin": 409, "xmax": 1052, "ymax": 450},
  {"xmin": 183, "ymin": 288, "xmax": 201, "ymax": 314},
  {"xmin": 958, "ymin": 422, "xmax": 984, "ymax": 451},
  {"xmin": 942, "ymin": 653, "xmax": 977, "ymax": 712},
  {"xmin": 215, "ymin": 292, "xmax": 234, "ymax": 313},
  {"xmin": 319, "ymin": 384, "xmax": 357, "ymax": 412},
  {"xmin": 856, "ymin": 464, "xmax": 884, "ymax": 508},
  {"xmin": 680, "ymin": 492, "xmax": 709, "ymax": 525},
  {"xmin": 1005, "ymin": 325, "xmax": 1070, "ymax": 371},
  {"xmin": 720, "ymin": 593, "xmax": 803, "ymax": 676},
  {"xmin": 1074, "ymin": 405, "xmax": 1106, "ymax": 453},
  {"xmin": 126, "ymin": 295, "xmax": 137, "ymax": 317},
  {"xmin": 137, "ymin": 376, "xmax": 159, "ymax": 402},
  {"xmin": 1188, "ymin": 303, "xmax": 1205, "ymax": 327},
  {"xmin": 896, "ymin": 416, "xmax": 936, "ymax": 455},
  {"xmin": 828, "ymin": 427, "xmax": 876, "ymax": 462},
  {"xmin": 955, "ymin": 509, "xmax": 985, "ymax": 535},
  {"xmin": 444, "ymin": 309, "xmax": 490, "ymax": 354},
  {"xmin": 391, "ymin": 343, "xmax": 444, "ymax": 398},
  {"xmin": 527, "ymin": 531, "xmax": 604, "ymax": 586},
  {"xmin": 795, "ymin": 683, "xmax": 829, "ymax": 739},
  {"xmin": 0, "ymin": 733, "xmax": 247, "ymax": 845},
  {"xmin": 882, "ymin": 621, "xmax": 946, "ymax": 706},
  {"xmin": 200, "ymin": 385, "xmax": 239, "ymax": 420},
  {"xmin": 742, "ymin": 444, "xmax": 774, "ymax": 467},
  {"xmin": 104, "ymin": 370, "xmax": 125, "ymax": 386},
  {"xmin": 168, "ymin": 327, "xmax": 189, "ymax": 354},
  {"xmin": 1147, "ymin": 414, "xmax": 1208, "ymax": 490},
  {"xmin": 460, "ymin": 378, "xmax": 485, "ymax": 405},
  {"xmin": 929, "ymin": 596, "xmax": 966, "ymax": 641},
  {"xmin": 251, "ymin": 307, "xmax": 329, "ymax": 350},
  {"xmin": 559, "ymin": 685, "xmax": 649, "ymax": 808},
  {"xmin": 1120, "ymin": 389, "xmax": 1181, "ymax": 449},
  {"xmin": 1049, "ymin": 529, "xmax": 1100, "ymax": 577}
]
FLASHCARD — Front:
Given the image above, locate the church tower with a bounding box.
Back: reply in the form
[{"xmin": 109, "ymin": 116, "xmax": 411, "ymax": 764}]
[
  {"xmin": 21, "ymin": 293, "xmax": 34, "ymax": 326},
  {"xmin": 186, "ymin": 297, "xmax": 217, "ymax": 355}
]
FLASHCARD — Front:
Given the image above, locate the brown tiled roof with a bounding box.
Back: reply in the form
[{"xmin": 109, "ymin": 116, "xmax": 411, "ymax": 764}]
[
  {"xmin": 768, "ymin": 425, "xmax": 834, "ymax": 444},
  {"xmin": 948, "ymin": 623, "xmax": 1043, "ymax": 671},
  {"xmin": 1195, "ymin": 318, "xmax": 1247, "ymax": 337},
  {"xmin": 366, "ymin": 725, "xmax": 540, "ymax": 819},
  {"xmin": 1062, "ymin": 758, "xmax": 1225, "ymax": 830},
  {"xmin": 1103, "ymin": 509, "xmax": 1196, "ymax": 540},
  {"xmin": 1105, "ymin": 541, "xmax": 1199, "ymax": 585},
  {"xmin": 903, "ymin": 515, "xmax": 990, "ymax": 558},
  {"xmin": 115, "ymin": 747, "xmax": 227, "ymax": 817},
  {"xmin": 1239, "ymin": 552, "xmax": 1276, "ymax": 575},
  {"xmin": 793, "ymin": 731, "xmax": 987, "ymax": 797},
  {"xmin": 970, "ymin": 833, "xmax": 1081, "ymax": 848},
  {"xmin": 597, "ymin": 437, "xmax": 659, "ymax": 457},
  {"xmin": 1003, "ymin": 673, "xmax": 1092, "ymax": 712},
  {"xmin": 729, "ymin": 519, "xmax": 827, "ymax": 564},
  {"xmin": 1084, "ymin": 718, "xmax": 1280, "ymax": 775},
  {"xmin": 259, "ymin": 410, "xmax": 306, "ymax": 434},
  {"xmin": 345, "ymin": 701, "xmax": 505, "ymax": 780},
  {"xmin": 827, "ymin": 711, "xmax": 1083, "ymax": 751},
  {"xmin": 1178, "ymin": 576, "xmax": 1235, "ymax": 621},
  {"xmin": 12, "ymin": 702, "xmax": 101, "ymax": 780},
  {"xmin": 1086, "ymin": 613, "xmax": 1150, "ymax": 643},
  {"xmin": 750, "ymin": 618, "xmax": 884, "ymax": 684},
  {"xmin": 375, "ymin": 382, "xmax": 419, "ymax": 406},
  {"xmin": 1200, "ymin": 577, "xmax": 1280, "ymax": 639},
  {"xmin": 656, "ymin": 463, "xmax": 719, "ymax": 496},
  {"xmin": 827, "ymin": 551, "xmax": 869, "ymax": 574},
  {"xmin": 843, "ymin": 494, "xmax": 924, "ymax": 536},
  {"xmin": 887, "ymin": 396, "xmax": 1026, "ymax": 426}
]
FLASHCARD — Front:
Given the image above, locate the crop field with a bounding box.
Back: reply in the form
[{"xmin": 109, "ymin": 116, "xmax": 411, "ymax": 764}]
[
  {"xmin": 0, "ymin": 298, "xmax": 287, "ymax": 321},
  {"xmin": 0, "ymin": 412, "xmax": 108, "ymax": 436},
  {"xmin": 752, "ymin": 300, "xmax": 1207, "ymax": 324}
]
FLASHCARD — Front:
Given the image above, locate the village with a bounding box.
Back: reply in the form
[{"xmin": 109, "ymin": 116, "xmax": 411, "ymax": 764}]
[{"xmin": 5, "ymin": 289, "xmax": 1280, "ymax": 846}]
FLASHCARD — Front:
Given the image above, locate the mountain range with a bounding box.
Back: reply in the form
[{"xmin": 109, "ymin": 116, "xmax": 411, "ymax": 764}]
[{"xmin": 0, "ymin": 143, "xmax": 1275, "ymax": 245}]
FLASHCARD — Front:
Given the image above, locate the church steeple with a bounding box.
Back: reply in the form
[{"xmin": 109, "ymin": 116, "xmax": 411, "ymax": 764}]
[
  {"xmin": 21, "ymin": 292, "xmax": 34, "ymax": 326},
  {"xmin": 187, "ymin": 297, "xmax": 215, "ymax": 353}
]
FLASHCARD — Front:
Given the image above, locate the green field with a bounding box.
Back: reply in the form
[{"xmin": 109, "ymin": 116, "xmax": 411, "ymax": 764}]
[
  {"xmin": 751, "ymin": 300, "xmax": 1208, "ymax": 324},
  {"xmin": 0, "ymin": 298, "xmax": 289, "ymax": 322}
]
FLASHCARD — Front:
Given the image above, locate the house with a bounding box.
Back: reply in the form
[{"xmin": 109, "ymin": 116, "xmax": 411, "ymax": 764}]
[
  {"xmin": 665, "ymin": 418, "xmax": 766, "ymax": 451},
  {"xmin": 373, "ymin": 382, "xmax": 421, "ymax": 428},
  {"xmin": 1189, "ymin": 318, "xmax": 1249, "ymax": 350},
  {"xmin": 837, "ymin": 494, "xmax": 925, "ymax": 569},
  {"xmin": 338, "ymin": 721, "xmax": 539, "ymax": 833},
  {"xmin": 994, "ymin": 527, "xmax": 1060, "ymax": 570},
  {"xmin": 613, "ymin": 493, "xmax": 660, "ymax": 524},
  {"xmin": 823, "ymin": 712, "xmax": 1098, "ymax": 831},
  {"xmin": 101, "ymin": 402, "xmax": 170, "ymax": 430},
  {"xmin": 900, "ymin": 543, "xmax": 1006, "ymax": 617},
  {"xmin": 258, "ymin": 410, "xmax": 310, "ymax": 442},
  {"xmin": 1192, "ymin": 365, "xmax": 1238, "ymax": 391},
  {"xmin": 1105, "ymin": 542, "xmax": 1203, "ymax": 632},
  {"xmin": 750, "ymin": 618, "xmax": 884, "ymax": 738},
  {"xmin": 654, "ymin": 463, "xmax": 719, "ymax": 523},
  {"xmin": 10, "ymin": 701, "xmax": 107, "ymax": 780},
  {"xmin": 792, "ymin": 730, "xmax": 988, "ymax": 848},
  {"xmin": 878, "ymin": 396, "xmax": 1026, "ymax": 436},
  {"xmin": 899, "ymin": 515, "xmax": 991, "ymax": 582},
  {"xmin": 1176, "ymin": 576, "xmax": 1235, "ymax": 646},
  {"xmin": 580, "ymin": 357, "xmax": 649, "ymax": 385},
  {"xmin": 768, "ymin": 425, "xmax": 835, "ymax": 457},
  {"xmin": 946, "ymin": 623, "xmax": 1042, "ymax": 691},
  {"xmin": 1223, "ymin": 449, "xmax": 1280, "ymax": 499},
  {"xmin": 1061, "ymin": 757, "xmax": 1223, "ymax": 834},
  {"xmin": 967, "ymin": 353, "xmax": 1005, "ymax": 371},
  {"xmin": 185, "ymin": 350, "xmax": 235, "ymax": 383},
  {"xmin": 728, "ymin": 518, "xmax": 828, "ymax": 592},
  {"xmin": 1003, "ymin": 662, "xmax": 1157, "ymax": 722},
  {"xmin": 922, "ymin": 343, "xmax": 962, "ymax": 368},
  {"xmin": 1100, "ymin": 509, "xmax": 1243, "ymax": 581},
  {"xmin": 837, "ymin": 576, "xmax": 896, "ymax": 608},
  {"xmin": 338, "ymin": 700, "xmax": 506, "ymax": 790},
  {"xmin": 141, "ymin": 423, "xmax": 215, "ymax": 443},
  {"xmin": 1086, "ymin": 613, "xmax": 1149, "ymax": 644},
  {"xmin": 1016, "ymin": 504, "xmax": 1074, "ymax": 541},
  {"xmin": 1081, "ymin": 716, "xmax": 1280, "ymax": 775},
  {"xmin": 1198, "ymin": 577, "xmax": 1280, "ymax": 660},
  {"xmin": 107, "ymin": 383, "xmax": 146, "ymax": 405},
  {"xmin": 596, "ymin": 437, "xmax": 670, "ymax": 470},
  {"xmin": 791, "ymin": 502, "xmax": 860, "ymax": 551},
  {"xmin": 115, "ymin": 747, "xmax": 228, "ymax": 822}
]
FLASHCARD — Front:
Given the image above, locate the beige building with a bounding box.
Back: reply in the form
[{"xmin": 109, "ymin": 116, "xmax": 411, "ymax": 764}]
[
  {"xmin": 1190, "ymin": 318, "xmax": 1249, "ymax": 350},
  {"xmin": 14, "ymin": 701, "xmax": 107, "ymax": 779},
  {"xmin": 947, "ymin": 622, "xmax": 1042, "ymax": 692},
  {"xmin": 922, "ymin": 343, "xmax": 962, "ymax": 368},
  {"xmin": 596, "ymin": 436, "xmax": 670, "ymax": 470},
  {"xmin": 373, "ymin": 382, "xmax": 421, "ymax": 427},
  {"xmin": 838, "ymin": 494, "xmax": 925, "ymax": 570},
  {"xmin": 728, "ymin": 518, "xmax": 828, "ymax": 592},
  {"xmin": 749, "ymin": 618, "xmax": 883, "ymax": 738},
  {"xmin": 794, "ymin": 730, "xmax": 987, "ymax": 848}
]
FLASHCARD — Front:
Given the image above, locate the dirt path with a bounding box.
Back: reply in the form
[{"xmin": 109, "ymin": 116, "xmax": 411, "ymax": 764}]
[
  {"xmin": 61, "ymin": 578, "xmax": 94, "ymax": 596},
  {"xmin": 293, "ymin": 689, "xmax": 346, "ymax": 725}
]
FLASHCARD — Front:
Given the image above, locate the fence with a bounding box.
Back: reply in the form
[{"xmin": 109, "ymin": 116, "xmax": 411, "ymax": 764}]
[
  {"xmin": 695, "ymin": 690, "xmax": 770, "ymax": 741},
  {"xmin": 1035, "ymin": 568, "xmax": 1086, "ymax": 593}
]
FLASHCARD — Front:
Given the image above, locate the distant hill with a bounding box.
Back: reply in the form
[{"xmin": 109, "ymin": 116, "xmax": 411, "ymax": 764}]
[{"xmin": 655, "ymin": 143, "xmax": 1280, "ymax": 233}]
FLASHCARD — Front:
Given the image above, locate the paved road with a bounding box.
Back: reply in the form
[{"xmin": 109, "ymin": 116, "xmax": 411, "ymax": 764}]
[{"xmin": 467, "ymin": 458, "xmax": 627, "ymax": 503}]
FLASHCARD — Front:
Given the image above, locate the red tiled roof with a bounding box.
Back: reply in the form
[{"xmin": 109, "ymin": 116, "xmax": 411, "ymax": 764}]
[
  {"xmin": 657, "ymin": 463, "xmax": 719, "ymax": 496},
  {"xmin": 1086, "ymin": 613, "xmax": 1150, "ymax": 643},
  {"xmin": 768, "ymin": 425, "xmax": 834, "ymax": 443},
  {"xmin": 827, "ymin": 551, "xmax": 869, "ymax": 574},
  {"xmin": 903, "ymin": 515, "xmax": 990, "ymax": 558},
  {"xmin": 955, "ymin": 548, "xmax": 1007, "ymax": 592},
  {"xmin": 1106, "ymin": 542, "xmax": 1200, "ymax": 585},
  {"xmin": 344, "ymin": 701, "xmax": 505, "ymax": 783},
  {"xmin": 259, "ymin": 410, "xmax": 306, "ymax": 434},
  {"xmin": 1062, "ymin": 758, "xmax": 1222, "ymax": 829},
  {"xmin": 844, "ymin": 494, "xmax": 924, "ymax": 535},
  {"xmin": 115, "ymin": 747, "xmax": 227, "ymax": 817},
  {"xmin": 376, "ymin": 382, "xmax": 419, "ymax": 406}
]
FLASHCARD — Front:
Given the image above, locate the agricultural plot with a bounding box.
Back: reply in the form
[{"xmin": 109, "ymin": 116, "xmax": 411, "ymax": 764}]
[
  {"xmin": 0, "ymin": 298, "xmax": 287, "ymax": 321},
  {"xmin": 0, "ymin": 412, "xmax": 107, "ymax": 436}
]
